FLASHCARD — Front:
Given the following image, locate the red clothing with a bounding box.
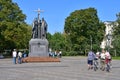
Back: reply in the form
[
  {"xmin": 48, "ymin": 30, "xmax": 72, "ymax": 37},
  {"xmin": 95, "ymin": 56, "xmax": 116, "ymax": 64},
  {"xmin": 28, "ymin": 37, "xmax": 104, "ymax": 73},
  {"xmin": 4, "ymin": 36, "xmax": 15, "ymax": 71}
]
[{"xmin": 105, "ymin": 58, "xmax": 111, "ymax": 64}]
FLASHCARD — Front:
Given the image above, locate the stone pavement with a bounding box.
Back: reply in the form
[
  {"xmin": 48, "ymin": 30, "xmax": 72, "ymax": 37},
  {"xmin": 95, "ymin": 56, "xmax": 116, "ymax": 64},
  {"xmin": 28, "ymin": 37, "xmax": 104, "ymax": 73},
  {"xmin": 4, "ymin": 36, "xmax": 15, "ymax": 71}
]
[{"xmin": 0, "ymin": 56, "xmax": 120, "ymax": 80}]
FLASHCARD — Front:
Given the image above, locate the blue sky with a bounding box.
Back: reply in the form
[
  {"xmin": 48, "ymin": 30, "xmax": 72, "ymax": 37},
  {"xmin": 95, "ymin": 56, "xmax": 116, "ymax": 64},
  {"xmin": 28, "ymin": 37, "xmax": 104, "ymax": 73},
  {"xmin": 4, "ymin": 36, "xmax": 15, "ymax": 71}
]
[{"xmin": 13, "ymin": 0, "xmax": 120, "ymax": 34}]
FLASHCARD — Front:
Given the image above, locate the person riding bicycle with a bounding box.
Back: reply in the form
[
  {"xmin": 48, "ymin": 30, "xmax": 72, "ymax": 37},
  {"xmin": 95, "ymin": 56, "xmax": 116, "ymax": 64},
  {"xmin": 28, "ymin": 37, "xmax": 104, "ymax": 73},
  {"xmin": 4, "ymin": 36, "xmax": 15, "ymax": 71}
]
[
  {"xmin": 100, "ymin": 49, "xmax": 106, "ymax": 71},
  {"xmin": 105, "ymin": 50, "xmax": 111, "ymax": 63},
  {"xmin": 87, "ymin": 50, "xmax": 96, "ymax": 70},
  {"xmin": 93, "ymin": 50, "xmax": 100, "ymax": 69},
  {"xmin": 96, "ymin": 50, "xmax": 100, "ymax": 59},
  {"xmin": 105, "ymin": 50, "xmax": 112, "ymax": 72}
]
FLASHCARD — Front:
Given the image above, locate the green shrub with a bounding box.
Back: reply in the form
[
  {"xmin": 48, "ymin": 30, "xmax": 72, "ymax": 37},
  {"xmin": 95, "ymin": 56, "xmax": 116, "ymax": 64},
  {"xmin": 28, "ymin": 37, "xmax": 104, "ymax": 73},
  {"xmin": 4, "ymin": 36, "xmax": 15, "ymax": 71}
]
[{"xmin": 62, "ymin": 51, "xmax": 79, "ymax": 56}]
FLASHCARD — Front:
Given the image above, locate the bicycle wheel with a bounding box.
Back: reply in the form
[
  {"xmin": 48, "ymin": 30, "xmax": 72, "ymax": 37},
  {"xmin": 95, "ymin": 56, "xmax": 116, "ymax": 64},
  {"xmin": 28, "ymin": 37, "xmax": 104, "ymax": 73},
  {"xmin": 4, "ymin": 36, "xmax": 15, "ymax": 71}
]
[
  {"xmin": 106, "ymin": 63, "xmax": 110, "ymax": 72},
  {"xmin": 94, "ymin": 61, "xmax": 98, "ymax": 71}
]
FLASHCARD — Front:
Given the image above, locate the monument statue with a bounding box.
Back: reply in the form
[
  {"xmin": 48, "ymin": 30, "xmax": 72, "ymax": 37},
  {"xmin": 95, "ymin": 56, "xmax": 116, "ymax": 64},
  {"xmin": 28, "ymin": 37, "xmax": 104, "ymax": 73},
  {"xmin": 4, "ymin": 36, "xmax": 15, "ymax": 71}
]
[
  {"xmin": 32, "ymin": 18, "xmax": 48, "ymax": 39},
  {"xmin": 32, "ymin": 18, "xmax": 39, "ymax": 38},
  {"xmin": 41, "ymin": 18, "xmax": 47, "ymax": 39},
  {"xmin": 29, "ymin": 9, "xmax": 49, "ymax": 57}
]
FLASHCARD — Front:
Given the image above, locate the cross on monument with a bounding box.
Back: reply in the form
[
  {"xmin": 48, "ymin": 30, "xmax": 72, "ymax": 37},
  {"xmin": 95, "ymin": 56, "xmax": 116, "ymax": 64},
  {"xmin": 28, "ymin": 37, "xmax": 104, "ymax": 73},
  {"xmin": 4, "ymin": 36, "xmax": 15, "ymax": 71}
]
[
  {"xmin": 34, "ymin": 8, "xmax": 44, "ymax": 20},
  {"xmin": 34, "ymin": 8, "xmax": 44, "ymax": 38}
]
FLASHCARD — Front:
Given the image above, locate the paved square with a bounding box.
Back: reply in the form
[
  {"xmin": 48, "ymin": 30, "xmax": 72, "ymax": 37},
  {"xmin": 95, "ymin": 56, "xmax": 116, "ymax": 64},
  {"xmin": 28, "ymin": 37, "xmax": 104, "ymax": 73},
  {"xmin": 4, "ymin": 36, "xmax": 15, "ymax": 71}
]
[{"xmin": 0, "ymin": 57, "xmax": 120, "ymax": 80}]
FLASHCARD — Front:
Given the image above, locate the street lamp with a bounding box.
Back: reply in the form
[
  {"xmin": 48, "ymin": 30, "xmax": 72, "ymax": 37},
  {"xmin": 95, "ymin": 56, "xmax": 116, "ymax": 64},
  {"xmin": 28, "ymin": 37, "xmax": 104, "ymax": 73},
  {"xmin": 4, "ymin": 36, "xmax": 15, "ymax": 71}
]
[
  {"xmin": 90, "ymin": 35, "xmax": 92, "ymax": 50},
  {"xmin": 106, "ymin": 33, "xmax": 112, "ymax": 51},
  {"xmin": 68, "ymin": 33, "xmax": 72, "ymax": 51}
]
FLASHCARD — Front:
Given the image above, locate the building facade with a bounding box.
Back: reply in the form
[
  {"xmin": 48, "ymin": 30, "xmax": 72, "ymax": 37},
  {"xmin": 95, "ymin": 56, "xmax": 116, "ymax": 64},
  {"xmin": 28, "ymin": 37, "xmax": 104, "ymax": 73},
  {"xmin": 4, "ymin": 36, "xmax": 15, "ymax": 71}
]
[{"xmin": 100, "ymin": 21, "xmax": 118, "ymax": 49}]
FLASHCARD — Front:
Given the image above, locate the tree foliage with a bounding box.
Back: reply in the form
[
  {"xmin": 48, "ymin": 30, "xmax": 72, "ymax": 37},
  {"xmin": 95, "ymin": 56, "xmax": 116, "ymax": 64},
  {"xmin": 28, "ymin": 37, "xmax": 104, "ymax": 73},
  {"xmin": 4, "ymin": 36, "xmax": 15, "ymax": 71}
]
[
  {"xmin": 47, "ymin": 32, "xmax": 65, "ymax": 51},
  {"xmin": 64, "ymin": 7, "xmax": 105, "ymax": 54},
  {"xmin": 0, "ymin": 0, "xmax": 32, "ymax": 51},
  {"xmin": 1, "ymin": 1, "xmax": 113, "ymax": 57},
  {"xmin": 112, "ymin": 13, "xmax": 120, "ymax": 56}
]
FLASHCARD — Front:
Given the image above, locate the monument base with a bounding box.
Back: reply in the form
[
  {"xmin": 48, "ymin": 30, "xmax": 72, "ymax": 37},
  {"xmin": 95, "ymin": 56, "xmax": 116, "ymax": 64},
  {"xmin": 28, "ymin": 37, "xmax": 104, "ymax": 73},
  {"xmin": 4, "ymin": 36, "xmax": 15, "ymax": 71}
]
[
  {"xmin": 22, "ymin": 57, "xmax": 60, "ymax": 62},
  {"xmin": 29, "ymin": 38, "xmax": 49, "ymax": 57}
]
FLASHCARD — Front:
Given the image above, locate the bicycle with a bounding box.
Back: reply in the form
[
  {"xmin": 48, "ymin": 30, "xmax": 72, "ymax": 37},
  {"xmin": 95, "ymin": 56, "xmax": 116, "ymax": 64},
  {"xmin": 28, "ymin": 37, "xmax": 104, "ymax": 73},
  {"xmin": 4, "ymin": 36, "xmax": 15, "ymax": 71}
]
[
  {"xmin": 105, "ymin": 58, "xmax": 111, "ymax": 72},
  {"xmin": 100, "ymin": 59, "xmax": 105, "ymax": 71},
  {"xmin": 93, "ymin": 58, "xmax": 98, "ymax": 71}
]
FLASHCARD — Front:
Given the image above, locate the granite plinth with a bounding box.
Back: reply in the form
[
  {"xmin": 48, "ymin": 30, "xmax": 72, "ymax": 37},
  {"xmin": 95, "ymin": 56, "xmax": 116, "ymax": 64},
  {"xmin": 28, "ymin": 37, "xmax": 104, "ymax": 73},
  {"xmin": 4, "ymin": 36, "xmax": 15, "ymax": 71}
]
[{"xmin": 29, "ymin": 38, "xmax": 49, "ymax": 57}]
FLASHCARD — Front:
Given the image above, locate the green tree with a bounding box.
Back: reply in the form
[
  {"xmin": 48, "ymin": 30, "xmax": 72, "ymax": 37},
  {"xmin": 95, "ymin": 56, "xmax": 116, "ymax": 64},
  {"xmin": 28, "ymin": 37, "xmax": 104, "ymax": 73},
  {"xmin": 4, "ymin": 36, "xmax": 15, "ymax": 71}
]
[
  {"xmin": 47, "ymin": 32, "xmax": 52, "ymax": 49},
  {"xmin": 64, "ymin": 7, "xmax": 105, "ymax": 55},
  {"xmin": 0, "ymin": 0, "xmax": 31, "ymax": 51},
  {"xmin": 48, "ymin": 32, "xmax": 65, "ymax": 51},
  {"xmin": 112, "ymin": 13, "xmax": 120, "ymax": 56}
]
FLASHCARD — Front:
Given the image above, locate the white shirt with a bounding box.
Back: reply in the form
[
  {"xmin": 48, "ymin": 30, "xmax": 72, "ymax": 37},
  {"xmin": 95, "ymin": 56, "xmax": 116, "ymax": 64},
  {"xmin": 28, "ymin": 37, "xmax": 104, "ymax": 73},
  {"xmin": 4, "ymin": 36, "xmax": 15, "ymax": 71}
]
[
  {"xmin": 18, "ymin": 52, "xmax": 22, "ymax": 57},
  {"xmin": 100, "ymin": 52, "xmax": 105, "ymax": 59},
  {"xmin": 96, "ymin": 52, "xmax": 100, "ymax": 58},
  {"xmin": 12, "ymin": 51, "xmax": 17, "ymax": 57},
  {"xmin": 59, "ymin": 51, "xmax": 62, "ymax": 54}
]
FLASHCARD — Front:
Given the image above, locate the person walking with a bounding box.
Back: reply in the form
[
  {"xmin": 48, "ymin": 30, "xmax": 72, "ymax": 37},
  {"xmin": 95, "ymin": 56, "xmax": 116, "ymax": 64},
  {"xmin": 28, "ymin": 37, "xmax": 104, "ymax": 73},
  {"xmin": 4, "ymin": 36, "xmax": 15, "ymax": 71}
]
[
  {"xmin": 18, "ymin": 51, "xmax": 22, "ymax": 64},
  {"xmin": 12, "ymin": 49, "xmax": 17, "ymax": 64},
  {"xmin": 23, "ymin": 51, "xmax": 27, "ymax": 58},
  {"xmin": 58, "ymin": 50, "xmax": 62, "ymax": 58},
  {"xmin": 87, "ymin": 50, "xmax": 96, "ymax": 70}
]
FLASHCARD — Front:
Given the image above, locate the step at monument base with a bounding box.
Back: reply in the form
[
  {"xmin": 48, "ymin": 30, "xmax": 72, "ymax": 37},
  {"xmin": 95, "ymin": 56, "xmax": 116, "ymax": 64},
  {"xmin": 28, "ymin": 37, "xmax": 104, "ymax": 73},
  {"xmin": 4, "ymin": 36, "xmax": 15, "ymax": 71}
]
[{"xmin": 22, "ymin": 57, "xmax": 60, "ymax": 62}]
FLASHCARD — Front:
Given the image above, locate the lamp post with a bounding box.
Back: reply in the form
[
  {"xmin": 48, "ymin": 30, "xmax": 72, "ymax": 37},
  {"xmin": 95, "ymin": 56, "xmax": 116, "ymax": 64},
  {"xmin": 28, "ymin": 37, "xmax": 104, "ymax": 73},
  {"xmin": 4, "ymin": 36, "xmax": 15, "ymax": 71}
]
[
  {"xmin": 106, "ymin": 33, "xmax": 112, "ymax": 52},
  {"xmin": 90, "ymin": 35, "xmax": 92, "ymax": 50},
  {"xmin": 68, "ymin": 33, "xmax": 72, "ymax": 51}
]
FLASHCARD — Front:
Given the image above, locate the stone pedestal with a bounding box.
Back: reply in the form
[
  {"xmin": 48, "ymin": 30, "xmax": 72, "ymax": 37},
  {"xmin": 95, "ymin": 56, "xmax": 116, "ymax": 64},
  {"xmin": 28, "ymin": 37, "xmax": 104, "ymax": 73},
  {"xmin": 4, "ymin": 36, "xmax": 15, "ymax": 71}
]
[
  {"xmin": 22, "ymin": 57, "xmax": 60, "ymax": 62},
  {"xmin": 29, "ymin": 38, "xmax": 49, "ymax": 57}
]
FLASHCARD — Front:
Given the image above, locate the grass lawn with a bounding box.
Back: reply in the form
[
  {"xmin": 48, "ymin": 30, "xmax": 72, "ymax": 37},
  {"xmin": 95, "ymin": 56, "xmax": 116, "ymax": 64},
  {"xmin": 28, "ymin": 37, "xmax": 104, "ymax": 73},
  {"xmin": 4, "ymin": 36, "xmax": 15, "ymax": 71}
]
[
  {"xmin": 112, "ymin": 57, "xmax": 120, "ymax": 60},
  {"xmin": 62, "ymin": 56, "xmax": 120, "ymax": 60}
]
